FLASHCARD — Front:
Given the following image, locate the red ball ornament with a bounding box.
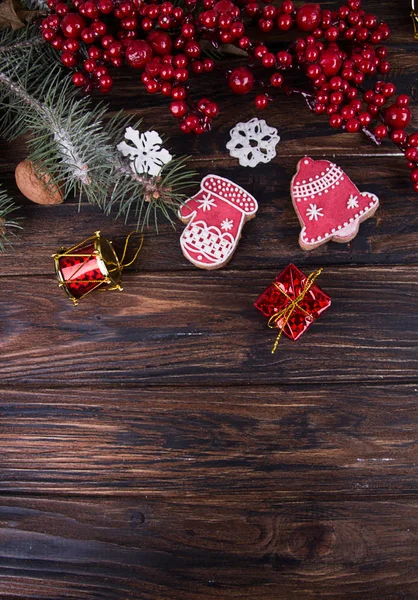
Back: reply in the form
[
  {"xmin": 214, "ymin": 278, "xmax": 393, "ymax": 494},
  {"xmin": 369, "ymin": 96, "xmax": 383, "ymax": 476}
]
[
  {"xmin": 318, "ymin": 49, "xmax": 342, "ymax": 77},
  {"xmin": 125, "ymin": 40, "xmax": 153, "ymax": 69},
  {"xmin": 60, "ymin": 13, "xmax": 86, "ymax": 39},
  {"xmin": 296, "ymin": 3, "xmax": 321, "ymax": 32},
  {"xmin": 384, "ymin": 105, "xmax": 411, "ymax": 130},
  {"xmin": 228, "ymin": 66, "xmax": 254, "ymax": 95}
]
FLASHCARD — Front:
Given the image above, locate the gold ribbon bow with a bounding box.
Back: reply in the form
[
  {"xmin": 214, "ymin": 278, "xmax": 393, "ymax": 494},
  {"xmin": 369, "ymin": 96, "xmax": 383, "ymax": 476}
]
[{"xmin": 268, "ymin": 268, "xmax": 323, "ymax": 354}]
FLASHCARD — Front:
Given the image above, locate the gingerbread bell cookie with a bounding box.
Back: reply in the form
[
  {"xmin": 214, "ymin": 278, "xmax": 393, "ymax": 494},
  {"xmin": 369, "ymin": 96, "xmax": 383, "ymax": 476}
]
[
  {"xmin": 291, "ymin": 157, "xmax": 379, "ymax": 251},
  {"xmin": 179, "ymin": 175, "xmax": 258, "ymax": 269}
]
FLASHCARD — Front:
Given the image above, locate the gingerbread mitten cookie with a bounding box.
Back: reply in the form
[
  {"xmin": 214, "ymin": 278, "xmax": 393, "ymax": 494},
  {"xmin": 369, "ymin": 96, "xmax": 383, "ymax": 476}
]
[
  {"xmin": 291, "ymin": 157, "xmax": 379, "ymax": 251},
  {"xmin": 179, "ymin": 175, "xmax": 258, "ymax": 269}
]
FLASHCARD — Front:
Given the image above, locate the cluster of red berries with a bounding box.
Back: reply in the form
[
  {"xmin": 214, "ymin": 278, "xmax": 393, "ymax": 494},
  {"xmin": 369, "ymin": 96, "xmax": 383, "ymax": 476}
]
[{"xmin": 41, "ymin": 0, "xmax": 418, "ymax": 188}]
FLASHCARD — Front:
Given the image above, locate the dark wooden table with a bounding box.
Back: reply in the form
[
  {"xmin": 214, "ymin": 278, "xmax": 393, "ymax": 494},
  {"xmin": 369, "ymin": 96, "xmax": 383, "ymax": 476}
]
[{"xmin": 1, "ymin": 2, "xmax": 418, "ymax": 598}]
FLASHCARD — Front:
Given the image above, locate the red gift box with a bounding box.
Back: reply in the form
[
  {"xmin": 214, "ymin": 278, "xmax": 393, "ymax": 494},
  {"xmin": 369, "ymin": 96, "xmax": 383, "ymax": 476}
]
[{"xmin": 254, "ymin": 264, "xmax": 331, "ymax": 349}]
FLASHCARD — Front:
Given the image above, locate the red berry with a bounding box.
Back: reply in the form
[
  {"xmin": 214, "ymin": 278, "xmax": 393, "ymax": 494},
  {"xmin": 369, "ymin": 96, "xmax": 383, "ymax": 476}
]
[
  {"xmin": 125, "ymin": 40, "xmax": 153, "ymax": 69},
  {"xmin": 391, "ymin": 130, "xmax": 407, "ymax": 145},
  {"xmin": 318, "ymin": 49, "xmax": 342, "ymax": 77},
  {"xmin": 81, "ymin": 28, "xmax": 95, "ymax": 44},
  {"xmin": 228, "ymin": 66, "xmax": 254, "ymax": 95},
  {"xmin": 358, "ymin": 112, "xmax": 371, "ymax": 126},
  {"xmin": 175, "ymin": 68, "xmax": 188, "ymax": 82},
  {"xmin": 330, "ymin": 91, "xmax": 343, "ymax": 105},
  {"xmin": 396, "ymin": 94, "xmax": 410, "ymax": 108},
  {"xmin": 262, "ymin": 53, "xmax": 276, "ymax": 69},
  {"xmin": 382, "ymin": 83, "xmax": 396, "ymax": 98},
  {"xmin": 160, "ymin": 65, "xmax": 174, "ymax": 80},
  {"xmin": 161, "ymin": 82, "xmax": 172, "ymax": 96},
  {"xmin": 255, "ymin": 93, "xmax": 269, "ymax": 109},
  {"xmin": 282, "ymin": 0, "xmax": 294, "ymax": 13},
  {"xmin": 170, "ymin": 100, "xmax": 188, "ymax": 118},
  {"xmin": 307, "ymin": 64, "xmax": 321, "ymax": 79},
  {"xmin": 411, "ymin": 169, "xmax": 418, "ymax": 183},
  {"xmin": 101, "ymin": 34, "xmax": 114, "ymax": 48},
  {"xmin": 296, "ymin": 3, "xmax": 321, "ymax": 32},
  {"xmin": 99, "ymin": 74, "xmax": 113, "ymax": 89},
  {"xmin": 184, "ymin": 114, "xmax": 199, "ymax": 130},
  {"xmin": 61, "ymin": 13, "xmax": 86, "ymax": 39},
  {"xmin": 330, "ymin": 114, "xmax": 343, "ymax": 128},
  {"xmin": 276, "ymin": 51, "xmax": 292, "ymax": 68},
  {"xmin": 42, "ymin": 28, "xmax": 57, "ymax": 41},
  {"xmin": 72, "ymin": 71, "xmax": 85, "ymax": 86},
  {"xmin": 146, "ymin": 79, "xmax": 159, "ymax": 93},
  {"xmin": 61, "ymin": 51, "xmax": 77, "ymax": 67},
  {"xmin": 99, "ymin": 0, "xmax": 113, "ymax": 13},
  {"xmin": 384, "ymin": 105, "xmax": 411, "ymax": 130},
  {"xmin": 204, "ymin": 102, "xmax": 219, "ymax": 118},
  {"xmin": 184, "ymin": 40, "xmax": 200, "ymax": 58},
  {"xmin": 172, "ymin": 86, "xmax": 186, "ymax": 100},
  {"xmin": 277, "ymin": 14, "xmax": 292, "ymax": 30},
  {"xmin": 173, "ymin": 54, "xmax": 187, "ymax": 68},
  {"xmin": 182, "ymin": 23, "xmax": 195, "ymax": 37},
  {"xmin": 191, "ymin": 60, "xmax": 203, "ymax": 74},
  {"xmin": 405, "ymin": 147, "xmax": 418, "ymax": 161},
  {"xmin": 55, "ymin": 2, "xmax": 69, "ymax": 16},
  {"xmin": 408, "ymin": 133, "xmax": 418, "ymax": 147},
  {"xmin": 270, "ymin": 72, "xmax": 283, "ymax": 87},
  {"xmin": 346, "ymin": 118, "xmax": 360, "ymax": 133},
  {"xmin": 147, "ymin": 31, "xmax": 172, "ymax": 55}
]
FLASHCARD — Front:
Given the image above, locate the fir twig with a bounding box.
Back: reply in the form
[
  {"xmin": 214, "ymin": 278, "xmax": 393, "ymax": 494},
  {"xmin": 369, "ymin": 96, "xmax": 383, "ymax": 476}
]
[
  {"xmin": 0, "ymin": 186, "xmax": 21, "ymax": 252},
  {"xmin": 0, "ymin": 28, "xmax": 196, "ymax": 230}
]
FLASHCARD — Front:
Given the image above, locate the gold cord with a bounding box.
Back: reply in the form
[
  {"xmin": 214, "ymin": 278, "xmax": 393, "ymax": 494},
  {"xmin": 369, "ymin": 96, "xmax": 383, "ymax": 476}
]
[
  {"xmin": 118, "ymin": 231, "xmax": 144, "ymax": 268},
  {"xmin": 268, "ymin": 268, "xmax": 323, "ymax": 354}
]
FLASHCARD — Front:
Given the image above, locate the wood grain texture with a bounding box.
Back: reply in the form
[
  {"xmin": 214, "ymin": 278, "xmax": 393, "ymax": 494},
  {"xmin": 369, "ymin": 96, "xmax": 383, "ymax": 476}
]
[
  {"xmin": 1, "ymin": 1, "xmax": 418, "ymax": 598},
  {"xmin": 1, "ymin": 266, "xmax": 417, "ymax": 385},
  {"xmin": 0, "ymin": 495, "xmax": 418, "ymax": 599},
  {"xmin": 0, "ymin": 384, "xmax": 417, "ymax": 498},
  {"xmin": 1, "ymin": 155, "xmax": 418, "ymax": 276}
]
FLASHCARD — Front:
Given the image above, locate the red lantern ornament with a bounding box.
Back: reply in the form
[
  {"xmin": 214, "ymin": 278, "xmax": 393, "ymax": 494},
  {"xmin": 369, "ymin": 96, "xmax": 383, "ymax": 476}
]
[
  {"xmin": 53, "ymin": 231, "xmax": 143, "ymax": 304},
  {"xmin": 255, "ymin": 264, "xmax": 331, "ymax": 352}
]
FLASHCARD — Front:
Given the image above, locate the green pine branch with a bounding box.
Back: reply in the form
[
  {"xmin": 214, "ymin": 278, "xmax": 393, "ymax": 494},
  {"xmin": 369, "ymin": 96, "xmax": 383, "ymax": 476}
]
[
  {"xmin": 0, "ymin": 25, "xmax": 195, "ymax": 230},
  {"xmin": 0, "ymin": 186, "xmax": 21, "ymax": 252}
]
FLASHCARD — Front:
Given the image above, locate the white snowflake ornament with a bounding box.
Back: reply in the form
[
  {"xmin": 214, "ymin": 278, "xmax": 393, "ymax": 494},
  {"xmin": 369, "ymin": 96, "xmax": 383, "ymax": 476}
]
[
  {"xmin": 226, "ymin": 118, "xmax": 280, "ymax": 168},
  {"xmin": 117, "ymin": 127, "xmax": 172, "ymax": 177}
]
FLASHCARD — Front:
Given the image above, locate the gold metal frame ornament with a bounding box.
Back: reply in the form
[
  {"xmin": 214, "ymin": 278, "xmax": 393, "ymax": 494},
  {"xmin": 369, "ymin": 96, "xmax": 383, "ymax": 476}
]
[
  {"xmin": 412, "ymin": 0, "xmax": 418, "ymax": 39},
  {"xmin": 52, "ymin": 230, "xmax": 143, "ymax": 305}
]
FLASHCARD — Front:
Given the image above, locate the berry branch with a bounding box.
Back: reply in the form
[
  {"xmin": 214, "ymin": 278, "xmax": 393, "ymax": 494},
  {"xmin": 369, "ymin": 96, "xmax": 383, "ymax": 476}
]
[
  {"xmin": 40, "ymin": 0, "xmax": 418, "ymax": 193},
  {"xmin": 0, "ymin": 26, "xmax": 195, "ymax": 228}
]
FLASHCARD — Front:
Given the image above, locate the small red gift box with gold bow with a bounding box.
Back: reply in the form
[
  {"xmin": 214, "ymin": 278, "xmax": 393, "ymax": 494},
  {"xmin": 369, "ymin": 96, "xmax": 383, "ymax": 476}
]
[{"xmin": 254, "ymin": 264, "xmax": 331, "ymax": 352}]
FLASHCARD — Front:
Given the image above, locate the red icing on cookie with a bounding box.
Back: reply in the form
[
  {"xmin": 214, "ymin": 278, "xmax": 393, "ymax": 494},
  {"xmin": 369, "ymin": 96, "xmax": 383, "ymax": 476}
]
[
  {"xmin": 179, "ymin": 175, "xmax": 258, "ymax": 269},
  {"xmin": 291, "ymin": 157, "xmax": 379, "ymax": 249}
]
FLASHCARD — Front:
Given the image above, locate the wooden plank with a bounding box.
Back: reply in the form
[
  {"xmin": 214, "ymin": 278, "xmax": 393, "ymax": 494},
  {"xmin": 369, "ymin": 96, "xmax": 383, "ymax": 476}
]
[
  {"xmin": 0, "ymin": 266, "xmax": 417, "ymax": 386},
  {"xmin": 1, "ymin": 154, "xmax": 418, "ymax": 275},
  {"xmin": 0, "ymin": 495, "xmax": 418, "ymax": 599},
  {"xmin": 0, "ymin": 384, "xmax": 417, "ymax": 498}
]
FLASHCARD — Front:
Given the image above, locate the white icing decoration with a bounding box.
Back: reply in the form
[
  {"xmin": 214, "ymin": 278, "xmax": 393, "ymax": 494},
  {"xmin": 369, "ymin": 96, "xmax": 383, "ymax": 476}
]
[
  {"xmin": 226, "ymin": 118, "xmax": 280, "ymax": 168},
  {"xmin": 306, "ymin": 204, "xmax": 324, "ymax": 221},
  {"xmin": 347, "ymin": 195, "xmax": 359, "ymax": 210},
  {"xmin": 117, "ymin": 127, "xmax": 172, "ymax": 177}
]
